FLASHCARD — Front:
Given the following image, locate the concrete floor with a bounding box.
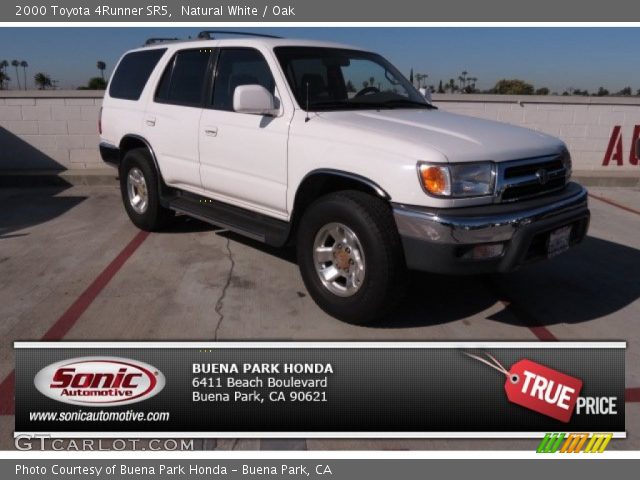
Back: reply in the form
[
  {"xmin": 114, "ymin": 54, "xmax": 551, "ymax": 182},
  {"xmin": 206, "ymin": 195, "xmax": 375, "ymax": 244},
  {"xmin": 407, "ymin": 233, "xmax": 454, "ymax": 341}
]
[{"xmin": 0, "ymin": 184, "xmax": 639, "ymax": 450}]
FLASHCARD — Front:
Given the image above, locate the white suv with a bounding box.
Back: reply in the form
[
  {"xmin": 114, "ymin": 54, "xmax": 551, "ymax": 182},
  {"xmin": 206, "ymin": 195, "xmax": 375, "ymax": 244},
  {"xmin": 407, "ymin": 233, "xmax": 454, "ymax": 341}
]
[{"xmin": 100, "ymin": 31, "xmax": 590, "ymax": 324}]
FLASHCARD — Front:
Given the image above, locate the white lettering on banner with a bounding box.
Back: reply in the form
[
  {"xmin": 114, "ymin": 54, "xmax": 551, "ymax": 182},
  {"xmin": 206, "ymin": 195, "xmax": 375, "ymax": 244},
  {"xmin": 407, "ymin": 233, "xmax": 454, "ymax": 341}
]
[{"xmin": 521, "ymin": 370, "xmax": 575, "ymax": 410}]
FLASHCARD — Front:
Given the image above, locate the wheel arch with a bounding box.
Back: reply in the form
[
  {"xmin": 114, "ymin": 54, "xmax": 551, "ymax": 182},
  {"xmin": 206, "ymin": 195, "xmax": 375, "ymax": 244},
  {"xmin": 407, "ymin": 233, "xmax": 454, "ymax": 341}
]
[
  {"xmin": 290, "ymin": 169, "xmax": 391, "ymax": 236},
  {"xmin": 119, "ymin": 135, "xmax": 161, "ymax": 172},
  {"xmin": 118, "ymin": 134, "xmax": 172, "ymax": 206}
]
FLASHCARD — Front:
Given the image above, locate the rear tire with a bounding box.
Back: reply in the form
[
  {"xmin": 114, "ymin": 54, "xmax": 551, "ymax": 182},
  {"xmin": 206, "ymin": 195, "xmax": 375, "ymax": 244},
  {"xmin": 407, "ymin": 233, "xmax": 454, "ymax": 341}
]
[
  {"xmin": 297, "ymin": 190, "xmax": 407, "ymax": 324},
  {"xmin": 119, "ymin": 148, "xmax": 173, "ymax": 231}
]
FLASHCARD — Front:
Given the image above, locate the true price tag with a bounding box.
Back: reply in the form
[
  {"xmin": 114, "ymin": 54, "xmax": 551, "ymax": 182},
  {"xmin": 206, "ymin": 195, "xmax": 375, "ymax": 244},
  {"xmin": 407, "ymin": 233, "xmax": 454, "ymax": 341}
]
[{"xmin": 465, "ymin": 352, "xmax": 583, "ymax": 423}]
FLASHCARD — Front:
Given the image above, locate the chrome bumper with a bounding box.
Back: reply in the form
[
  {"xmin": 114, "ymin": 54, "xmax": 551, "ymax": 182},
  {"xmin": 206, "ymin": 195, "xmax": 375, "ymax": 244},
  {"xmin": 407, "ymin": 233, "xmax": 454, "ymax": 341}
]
[
  {"xmin": 392, "ymin": 183, "xmax": 590, "ymax": 274},
  {"xmin": 393, "ymin": 184, "xmax": 589, "ymax": 245}
]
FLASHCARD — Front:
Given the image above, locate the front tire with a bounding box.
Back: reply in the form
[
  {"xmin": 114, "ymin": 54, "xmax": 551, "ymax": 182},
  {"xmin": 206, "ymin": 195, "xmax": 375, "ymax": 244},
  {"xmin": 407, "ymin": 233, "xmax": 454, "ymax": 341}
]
[
  {"xmin": 119, "ymin": 148, "xmax": 173, "ymax": 231},
  {"xmin": 297, "ymin": 190, "xmax": 407, "ymax": 324}
]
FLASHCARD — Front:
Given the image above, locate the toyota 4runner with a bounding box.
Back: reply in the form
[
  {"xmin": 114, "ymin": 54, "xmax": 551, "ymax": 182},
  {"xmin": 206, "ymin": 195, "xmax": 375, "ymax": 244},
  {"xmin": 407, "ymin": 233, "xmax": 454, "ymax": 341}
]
[{"xmin": 99, "ymin": 31, "xmax": 590, "ymax": 324}]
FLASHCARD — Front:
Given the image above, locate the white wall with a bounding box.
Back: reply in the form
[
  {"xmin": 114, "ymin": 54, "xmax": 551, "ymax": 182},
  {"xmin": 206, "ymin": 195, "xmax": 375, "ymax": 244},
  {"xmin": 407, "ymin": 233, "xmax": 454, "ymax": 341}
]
[
  {"xmin": 1, "ymin": 91, "xmax": 639, "ymax": 176},
  {"xmin": 434, "ymin": 94, "xmax": 640, "ymax": 174},
  {"xmin": 0, "ymin": 91, "xmax": 102, "ymax": 171}
]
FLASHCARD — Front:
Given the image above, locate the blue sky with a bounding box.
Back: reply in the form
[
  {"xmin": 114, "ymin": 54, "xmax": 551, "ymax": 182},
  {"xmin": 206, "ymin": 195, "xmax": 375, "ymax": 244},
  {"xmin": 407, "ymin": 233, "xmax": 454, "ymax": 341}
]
[{"xmin": 0, "ymin": 27, "xmax": 638, "ymax": 92}]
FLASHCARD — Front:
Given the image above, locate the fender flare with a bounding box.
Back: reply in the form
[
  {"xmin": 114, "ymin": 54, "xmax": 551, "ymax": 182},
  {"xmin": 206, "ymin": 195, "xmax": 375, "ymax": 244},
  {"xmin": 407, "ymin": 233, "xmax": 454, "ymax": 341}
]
[{"xmin": 297, "ymin": 168, "xmax": 391, "ymax": 200}]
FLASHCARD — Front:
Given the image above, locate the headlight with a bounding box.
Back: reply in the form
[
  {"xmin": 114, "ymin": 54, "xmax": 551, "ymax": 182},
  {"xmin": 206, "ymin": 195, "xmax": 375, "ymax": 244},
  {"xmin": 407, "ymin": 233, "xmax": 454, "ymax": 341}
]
[{"xmin": 418, "ymin": 162, "xmax": 495, "ymax": 197}]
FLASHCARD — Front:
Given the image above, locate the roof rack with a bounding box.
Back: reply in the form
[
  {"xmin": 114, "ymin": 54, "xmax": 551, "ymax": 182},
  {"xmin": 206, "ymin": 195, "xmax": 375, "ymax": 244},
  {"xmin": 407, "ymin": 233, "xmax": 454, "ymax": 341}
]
[
  {"xmin": 144, "ymin": 37, "xmax": 180, "ymax": 46},
  {"xmin": 197, "ymin": 30, "xmax": 282, "ymax": 40}
]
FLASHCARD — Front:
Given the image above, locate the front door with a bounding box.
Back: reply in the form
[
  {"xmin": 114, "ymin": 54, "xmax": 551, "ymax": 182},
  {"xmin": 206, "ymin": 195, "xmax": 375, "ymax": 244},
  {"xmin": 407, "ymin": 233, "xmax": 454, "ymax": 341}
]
[{"xmin": 199, "ymin": 48, "xmax": 290, "ymax": 218}]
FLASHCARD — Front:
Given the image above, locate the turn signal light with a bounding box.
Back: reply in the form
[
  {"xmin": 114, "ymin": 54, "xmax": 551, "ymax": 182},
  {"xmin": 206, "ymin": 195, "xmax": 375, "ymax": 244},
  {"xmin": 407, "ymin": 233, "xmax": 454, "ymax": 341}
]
[{"xmin": 419, "ymin": 165, "xmax": 451, "ymax": 196}]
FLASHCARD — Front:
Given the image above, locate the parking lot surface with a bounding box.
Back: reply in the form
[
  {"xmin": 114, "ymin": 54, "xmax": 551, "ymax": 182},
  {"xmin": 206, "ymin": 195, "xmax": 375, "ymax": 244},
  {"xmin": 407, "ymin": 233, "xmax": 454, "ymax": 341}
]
[{"xmin": 0, "ymin": 183, "xmax": 639, "ymax": 450}]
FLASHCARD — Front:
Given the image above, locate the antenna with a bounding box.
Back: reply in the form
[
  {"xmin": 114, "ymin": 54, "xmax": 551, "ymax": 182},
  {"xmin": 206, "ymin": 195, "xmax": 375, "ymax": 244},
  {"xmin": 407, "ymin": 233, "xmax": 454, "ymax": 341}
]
[{"xmin": 305, "ymin": 82, "xmax": 310, "ymax": 123}]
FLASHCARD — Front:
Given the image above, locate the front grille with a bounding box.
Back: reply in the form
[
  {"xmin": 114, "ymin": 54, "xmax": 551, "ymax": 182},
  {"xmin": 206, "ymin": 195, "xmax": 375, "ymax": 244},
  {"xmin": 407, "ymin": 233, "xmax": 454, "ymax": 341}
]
[
  {"xmin": 498, "ymin": 155, "xmax": 567, "ymax": 203},
  {"xmin": 503, "ymin": 158, "xmax": 563, "ymax": 179},
  {"xmin": 501, "ymin": 177, "xmax": 565, "ymax": 201}
]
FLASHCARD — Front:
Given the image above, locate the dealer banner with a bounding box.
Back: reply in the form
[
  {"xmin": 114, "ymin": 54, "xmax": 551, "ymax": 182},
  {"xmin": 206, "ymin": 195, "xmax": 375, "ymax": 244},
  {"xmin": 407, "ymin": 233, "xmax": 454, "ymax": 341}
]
[{"xmin": 13, "ymin": 342, "xmax": 625, "ymax": 438}]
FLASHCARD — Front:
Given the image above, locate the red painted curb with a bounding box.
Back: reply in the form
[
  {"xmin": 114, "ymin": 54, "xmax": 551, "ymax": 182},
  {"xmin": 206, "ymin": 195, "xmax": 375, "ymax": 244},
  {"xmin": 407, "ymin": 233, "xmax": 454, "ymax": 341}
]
[
  {"xmin": 0, "ymin": 230, "xmax": 149, "ymax": 416},
  {"xmin": 527, "ymin": 325, "xmax": 558, "ymax": 342},
  {"xmin": 42, "ymin": 231, "xmax": 149, "ymax": 341},
  {"xmin": 626, "ymin": 387, "xmax": 640, "ymax": 403},
  {"xmin": 0, "ymin": 372, "xmax": 15, "ymax": 415},
  {"xmin": 589, "ymin": 193, "xmax": 640, "ymax": 216}
]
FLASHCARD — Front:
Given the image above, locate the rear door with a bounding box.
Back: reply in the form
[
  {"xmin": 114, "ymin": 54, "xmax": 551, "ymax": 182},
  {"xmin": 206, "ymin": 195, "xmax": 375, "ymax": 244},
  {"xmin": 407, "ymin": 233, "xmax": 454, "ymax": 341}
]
[
  {"xmin": 102, "ymin": 48, "xmax": 166, "ymax": 149},
  {"xmin": 142, "ymin": 48, "xmax": 213, "ymax": 191}
]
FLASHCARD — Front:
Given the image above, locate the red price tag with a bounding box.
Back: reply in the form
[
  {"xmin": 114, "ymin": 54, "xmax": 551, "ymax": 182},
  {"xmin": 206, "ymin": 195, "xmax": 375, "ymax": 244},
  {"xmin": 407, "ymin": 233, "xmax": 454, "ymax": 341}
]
[
  {"xmin": 505, "ymin": 359, "xmax": 582, "ymax": 423},
  {"xmin": 465, "ymin": 352, "xmax": 583, "ymax": 423}
]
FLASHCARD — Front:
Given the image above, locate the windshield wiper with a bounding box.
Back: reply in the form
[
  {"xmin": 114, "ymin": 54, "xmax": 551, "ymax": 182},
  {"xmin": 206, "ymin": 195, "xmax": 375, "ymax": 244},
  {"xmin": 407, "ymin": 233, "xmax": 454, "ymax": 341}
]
[
  {"xmin": 307, "ymin": 101, "xmax": 364, "ymax": 110},
  {"xmin": 373, "ymin": 98, "xmax": 438, "ymax": 109}
]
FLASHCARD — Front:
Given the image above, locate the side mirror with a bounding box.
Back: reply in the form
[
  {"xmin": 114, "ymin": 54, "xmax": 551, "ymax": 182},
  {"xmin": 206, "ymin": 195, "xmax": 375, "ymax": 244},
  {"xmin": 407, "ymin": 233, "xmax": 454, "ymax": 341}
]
[
  {"xmin": 419, "ymin": 87, "xmax": 432, "ymax": 105},
  {"xmin": 233, "ymin": 84, "xmax": 277, "ymax": 116}
]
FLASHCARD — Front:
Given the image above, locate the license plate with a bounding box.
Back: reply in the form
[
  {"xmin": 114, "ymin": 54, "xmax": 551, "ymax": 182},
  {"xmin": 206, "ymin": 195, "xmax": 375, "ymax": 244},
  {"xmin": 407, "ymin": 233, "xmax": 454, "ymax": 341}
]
[{"xmin": 547, "ymin": 225, "xmax": 572, "ymax": 258}]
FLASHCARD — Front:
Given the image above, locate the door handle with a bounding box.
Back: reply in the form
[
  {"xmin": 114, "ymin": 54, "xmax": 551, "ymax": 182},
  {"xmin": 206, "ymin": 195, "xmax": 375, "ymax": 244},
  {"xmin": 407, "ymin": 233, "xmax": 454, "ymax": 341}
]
[
  {"xmin": 204, "ymin": 127, "xmax": 218, "ymax": 137},
  {"xmin": 145, "ymin": 117, "xmax": 156, "ymax": 127}
]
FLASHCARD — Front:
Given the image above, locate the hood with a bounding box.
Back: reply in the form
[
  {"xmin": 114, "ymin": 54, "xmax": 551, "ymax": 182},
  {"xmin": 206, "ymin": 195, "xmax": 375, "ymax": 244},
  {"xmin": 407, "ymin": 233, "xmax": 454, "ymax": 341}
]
[{"xmin": 317, "ymin": 108, "xmax": 565, "ymax": 163}]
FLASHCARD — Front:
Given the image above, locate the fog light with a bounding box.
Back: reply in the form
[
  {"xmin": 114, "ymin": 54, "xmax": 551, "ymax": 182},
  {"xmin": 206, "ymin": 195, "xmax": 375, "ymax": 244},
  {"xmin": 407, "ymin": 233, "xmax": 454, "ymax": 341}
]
[{"xmin": 461, "ymin": 243, "xmax": 505, "ymax": 260}]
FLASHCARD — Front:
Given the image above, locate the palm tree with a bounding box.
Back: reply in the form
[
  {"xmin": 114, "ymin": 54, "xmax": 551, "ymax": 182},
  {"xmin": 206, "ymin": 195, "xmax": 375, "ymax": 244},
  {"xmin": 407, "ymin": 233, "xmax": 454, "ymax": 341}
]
[
  {"xmin": 20, "ymin": 61, "xmax": 28, "ymax": 90},
  {"xmin": 415, "ymin": 73, "xmax": 428, "ymax": 89},
  {"xmin": 0, "ymin": 71, "xmax": 9, "ymax": 90},
  {"xmin": 11, "ymin": 60, "xmax": 21, "ymax": 90},
  {"xmin": 0, "ymin": 60, "xmax": 9, "ymax": 90},
  {"xmin": 96, "ymin": 61, "xmax": 106, "ymax": 80},
  {"xmin": 467, "ymin": 77, "xmax": 478, "ymax": 93},
  {"xmin": 34, "ymin": 72, "xmax": 52, "ymax": 90}
]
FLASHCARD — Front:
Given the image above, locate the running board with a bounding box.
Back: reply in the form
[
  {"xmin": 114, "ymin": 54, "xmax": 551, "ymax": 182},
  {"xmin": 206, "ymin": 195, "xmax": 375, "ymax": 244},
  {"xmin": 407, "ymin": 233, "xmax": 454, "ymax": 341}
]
[{"xmin": 168, "ymin": 193, "xmax": 290, "ymax": 247}]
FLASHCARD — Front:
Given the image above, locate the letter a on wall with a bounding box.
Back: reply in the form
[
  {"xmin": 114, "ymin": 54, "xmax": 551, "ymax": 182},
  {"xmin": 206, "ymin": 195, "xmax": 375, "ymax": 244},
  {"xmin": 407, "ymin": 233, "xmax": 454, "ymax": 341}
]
[
  {"xmin": 603, "ymin": 126, "xmax": 623, "ymax": 166},
  {"xmin": 630, "ymin": 125, "xmax": 640, "ymax": 166}
]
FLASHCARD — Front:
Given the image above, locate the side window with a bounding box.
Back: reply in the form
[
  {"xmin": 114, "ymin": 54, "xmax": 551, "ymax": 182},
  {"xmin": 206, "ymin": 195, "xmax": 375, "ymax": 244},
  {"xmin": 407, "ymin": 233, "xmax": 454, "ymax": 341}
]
[
  {"xmin": 155, "ymin": 49, "xmax": 211, "ymax": 107},
  {"xmin": 109, "ymin": 49, "xmax": 166, "ymax": 101},
  {"xmin": 211, "ymin": 49, "xmax": 276, "ymax": 112}
]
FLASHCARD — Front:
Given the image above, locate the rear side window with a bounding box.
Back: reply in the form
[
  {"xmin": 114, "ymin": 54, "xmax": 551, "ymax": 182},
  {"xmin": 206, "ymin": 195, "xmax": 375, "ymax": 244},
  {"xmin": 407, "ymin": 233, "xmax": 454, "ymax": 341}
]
[
  {"xmin": 155, "ymin": 49, "xmax": 212, "ymax": 106},
  {"xmin": 109, "ymin": 49, "xmax": 166, "ymax": 101}
]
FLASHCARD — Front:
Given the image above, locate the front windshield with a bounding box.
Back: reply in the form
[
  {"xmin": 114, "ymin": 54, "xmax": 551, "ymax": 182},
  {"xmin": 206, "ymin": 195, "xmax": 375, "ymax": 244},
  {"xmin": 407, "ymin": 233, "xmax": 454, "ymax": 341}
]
[{"xmin": 274, "ymin": 47, "xmax": 433, "ymax": 111}]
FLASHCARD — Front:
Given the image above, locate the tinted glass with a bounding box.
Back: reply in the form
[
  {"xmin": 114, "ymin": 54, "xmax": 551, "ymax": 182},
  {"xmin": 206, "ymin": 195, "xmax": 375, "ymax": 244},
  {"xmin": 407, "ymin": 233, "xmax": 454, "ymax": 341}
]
[
  {"xmin": 109, "ymin": 49, "xmax": 166, "ymax": 101},
  {"xmin": 212, "ymin": 49, "xmax": 275, "ymax": 111},
  {"xmin": 275, "ymin": 47, "xmax": 427, "ymax": 111},
  {"xmin": 155, "ymin": 49, "xmax": 211, "ymax": 106}
]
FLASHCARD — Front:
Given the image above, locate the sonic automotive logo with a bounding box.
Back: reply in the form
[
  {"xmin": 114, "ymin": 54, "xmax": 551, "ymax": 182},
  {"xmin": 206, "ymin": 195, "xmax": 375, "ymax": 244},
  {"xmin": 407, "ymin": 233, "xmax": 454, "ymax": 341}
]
[{"xmin": 34, "ymin": 357, "xmax": 165, "ymax": 406}]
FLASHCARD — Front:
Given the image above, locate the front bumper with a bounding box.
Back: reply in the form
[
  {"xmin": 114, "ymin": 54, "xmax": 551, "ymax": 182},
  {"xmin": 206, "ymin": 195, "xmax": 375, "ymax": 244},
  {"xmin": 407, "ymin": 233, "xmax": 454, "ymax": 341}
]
[{"xmin": 393, "ymin": 182, "xmax": 590, "ymax": 274}]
